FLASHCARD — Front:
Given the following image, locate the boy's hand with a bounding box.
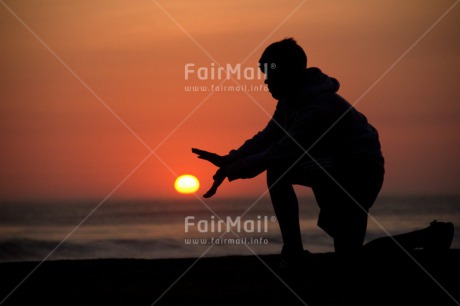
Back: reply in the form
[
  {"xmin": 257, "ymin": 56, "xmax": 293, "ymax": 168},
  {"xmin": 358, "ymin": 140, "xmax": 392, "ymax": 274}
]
[
  {"xmin": 192, "ymin": 148, "xmax": 227, "ymax": 168},
  {"xmin": 203, "ymin": 168, "xmax": 226, "ymax": 198}
]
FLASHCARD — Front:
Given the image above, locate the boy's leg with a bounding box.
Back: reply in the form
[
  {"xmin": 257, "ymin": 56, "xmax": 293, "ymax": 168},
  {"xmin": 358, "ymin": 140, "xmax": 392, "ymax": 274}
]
[
  {"xmin": 364, "ymin": 220, "xmax": 454, "ymax": 252},
  {"xmin": 314, "ymin": 185, "xmax": 369, "ymax": 254},
  {"xmin": 332, "ymin": 207, "xmax": 369, "ymax": 254},
  {"xmin": 267, "ymin": 167, "xmax": 304, "ymax": 259},
  {"xmin": 313, "ymin": 163, "xmax": 384, "ymax": 255}
]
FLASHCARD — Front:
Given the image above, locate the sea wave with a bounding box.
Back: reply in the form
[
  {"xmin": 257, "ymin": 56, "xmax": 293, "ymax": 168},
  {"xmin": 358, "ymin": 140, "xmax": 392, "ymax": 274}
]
[
  {"xmin": 0, "ymin": 238, "xmax": 185, "ymax": 262},
  {"xmin": 1, "ymin": 196, "xmax": 459, "ymax": 262}
]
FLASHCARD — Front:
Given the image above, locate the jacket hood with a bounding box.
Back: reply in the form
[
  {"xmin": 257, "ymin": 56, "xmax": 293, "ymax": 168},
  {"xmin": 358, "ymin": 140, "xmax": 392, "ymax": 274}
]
[{"xmin": 303, "ymin": 67, "xmax": 340, "ymax": 97}]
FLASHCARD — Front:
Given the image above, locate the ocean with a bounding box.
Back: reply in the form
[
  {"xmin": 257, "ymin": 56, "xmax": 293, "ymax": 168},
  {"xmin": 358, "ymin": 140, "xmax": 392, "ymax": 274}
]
[{"xmin": 0, "ymin": 196, "xmax": 459, "ymax": 262}]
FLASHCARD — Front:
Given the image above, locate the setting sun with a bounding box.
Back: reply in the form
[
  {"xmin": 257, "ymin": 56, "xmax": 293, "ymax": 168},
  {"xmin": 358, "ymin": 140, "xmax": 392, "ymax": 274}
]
[{"xmin": 174, "ymin": 174, "xmax": 200, "ymax": 194}]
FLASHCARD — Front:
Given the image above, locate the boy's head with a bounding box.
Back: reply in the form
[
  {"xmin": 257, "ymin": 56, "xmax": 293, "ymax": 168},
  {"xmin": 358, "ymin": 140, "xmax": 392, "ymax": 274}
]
[
  {"xmin": 259, "ymin": 38, "xmax": 308, "ymax": 99},
  {"xmin": 259, "ymin": 38, "xmax": 307, "ymax": 74}
]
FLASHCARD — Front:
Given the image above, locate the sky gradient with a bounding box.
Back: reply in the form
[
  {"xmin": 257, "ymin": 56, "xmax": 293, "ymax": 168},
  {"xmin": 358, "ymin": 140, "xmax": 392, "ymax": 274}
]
[{"xmin": 1, "ymin": 0, "xmax": 459, "ymax": 200}]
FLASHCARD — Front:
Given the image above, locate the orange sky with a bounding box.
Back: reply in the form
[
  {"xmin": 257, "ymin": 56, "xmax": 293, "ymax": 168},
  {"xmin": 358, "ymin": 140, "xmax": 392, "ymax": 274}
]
[{"xmin": 1, "ymin": 0, "xmax": 459, "ymax": 200}]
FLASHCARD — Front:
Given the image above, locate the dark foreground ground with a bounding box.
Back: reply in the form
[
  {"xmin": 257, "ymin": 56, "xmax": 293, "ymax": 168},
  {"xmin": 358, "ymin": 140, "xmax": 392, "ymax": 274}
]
[{"xmin": 0, "ymin": 250, "xmax": 459, "ymax": 306}]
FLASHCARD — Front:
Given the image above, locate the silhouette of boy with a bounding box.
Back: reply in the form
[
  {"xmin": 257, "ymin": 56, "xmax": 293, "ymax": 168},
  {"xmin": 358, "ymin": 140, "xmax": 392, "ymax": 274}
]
[{"xmin": 193, "ymin": 38, "xmax": 451, "ymax": 266}]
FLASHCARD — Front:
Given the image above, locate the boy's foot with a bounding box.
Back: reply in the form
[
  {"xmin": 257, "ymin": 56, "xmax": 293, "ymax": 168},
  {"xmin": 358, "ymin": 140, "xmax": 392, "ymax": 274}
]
[
  {"xmin": 279, "ymin": 245, "xmax": 310, "ymax": 271},
  {"xmin": 423, "ymin": 220, "xmax": 454, "ymax": 251}
]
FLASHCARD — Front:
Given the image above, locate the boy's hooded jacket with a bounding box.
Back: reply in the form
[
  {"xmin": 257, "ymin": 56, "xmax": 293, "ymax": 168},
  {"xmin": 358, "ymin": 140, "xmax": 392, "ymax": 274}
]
[{"xmin": 225, "ymin": 67, "xmax": 383, "ymax": 181}]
